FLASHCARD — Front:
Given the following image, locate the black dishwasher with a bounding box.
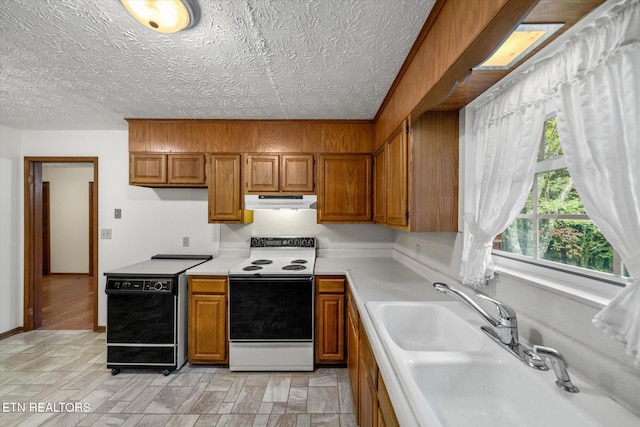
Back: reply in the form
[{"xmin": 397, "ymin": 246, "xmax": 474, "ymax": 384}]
[{"xmin": 104, "ymin": 254, "xmax": 211, "ymax": 375}]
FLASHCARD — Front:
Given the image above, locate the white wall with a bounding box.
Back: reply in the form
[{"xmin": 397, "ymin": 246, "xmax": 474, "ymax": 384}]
[
  {"xmin": 0, "ymin": 125, "xmax": 22, "ymax": 333},
  {"xmin": 20, "ymin": 130, "xmax": 221, "ymax": 326},
  {"xmin": 220, "ymin": 209, "xmax": 394, "ymax": 257},
  {"xmin": 42, "ymin": 165, "xmax": 94, "ymax": 273}
]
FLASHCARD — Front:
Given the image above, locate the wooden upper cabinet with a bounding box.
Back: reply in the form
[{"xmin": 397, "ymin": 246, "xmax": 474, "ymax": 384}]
[
  {"xmin": 245, "ymin": 154, "xmax": 280, "ymax": 192},
  {"xmin": 130, "ymin": 153, "xmax": 205, "ymax": 187},
  {"xmin": 385, "ymin": 125, "xmax": 408, "ymax": 228},
  {"xmin": 208, "ymin": 154, "xmax": 243, "ymax": 223},
  {"xmin": 373, "ymin": 145, "xmax": 386, "ymax": 224},
  {"xmin": 245, "ymin": 153, "xmax": 314, "ymax": 193},
  {"xmin": 167, "ymin": 154, "xmax": 206, "ymax": 185},
  {"xmin": 317, "ymin": 154, "xmax": 371, "ymax": 223},
  {"xmin": 130, "ymin": 153, "xmax": 167, "ymax": 185},
  {"xmin": 409, "ymin": 111, "xmax": 459, "ymax": 232},
  {"xmin": 281, "ymin": 154, "xmax": 314, "ymax": 192},
  {"xmin": 373, "ymin": 113, "xmax": 458, "ymax": 232}
]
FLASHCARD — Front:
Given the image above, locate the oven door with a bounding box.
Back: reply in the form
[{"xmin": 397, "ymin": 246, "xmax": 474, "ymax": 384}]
[
  {"xmin": 106, "ymin": 293, "xmax": 176, "ymax": 344},
  {"xmin": 229, "ymin": 276, "xmax": 313, "ymax": 341}
]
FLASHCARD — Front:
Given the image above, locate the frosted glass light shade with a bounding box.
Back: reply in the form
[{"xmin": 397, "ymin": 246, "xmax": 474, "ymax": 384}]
[{"xmin": 121, "ymin": 0, "xmax": 199, "ymax": 33}]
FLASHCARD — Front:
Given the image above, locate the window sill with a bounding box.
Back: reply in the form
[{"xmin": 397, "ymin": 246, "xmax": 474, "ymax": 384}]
[{"xmin": 492, "ymin": 253, "xmax": 625, "ymax": 310}]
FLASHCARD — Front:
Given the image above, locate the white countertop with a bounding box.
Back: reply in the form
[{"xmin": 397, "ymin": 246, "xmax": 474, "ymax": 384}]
[{"xmin": 186, "ymin": 258, "xmax": 247, "ymax": 276}]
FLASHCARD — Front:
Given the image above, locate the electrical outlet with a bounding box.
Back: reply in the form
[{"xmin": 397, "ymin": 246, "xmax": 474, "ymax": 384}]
[
  {"xmin": 101, "ymin": 229, "xmax": 112, "ymax": 239},
  {"xmin": 114, "ymin": 208, "xmax": 121, "ymax": 219},
  {"xmin": 182, "ymin": 236, "xmax": 189, "ymax": 247}
]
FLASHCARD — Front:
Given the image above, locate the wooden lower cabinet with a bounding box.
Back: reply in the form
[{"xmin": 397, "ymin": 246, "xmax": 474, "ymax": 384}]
[
  {"xmin": 188, "ymin": 276, "xmax": 228, "ymax": 364},
  {"xmin": 347, "ymin": 284, "xmax": 399, "ymax": 427},
  {"xmin": 315, "ymin": 276, "xmax": 346, "ymax": 365},
  {"xmin": 359, "ymin": 323, "xmax": 379, "ymax": 427},
  {"xmin": 346, "ymin": 287, "xmax": 360, "ymax": 423}
]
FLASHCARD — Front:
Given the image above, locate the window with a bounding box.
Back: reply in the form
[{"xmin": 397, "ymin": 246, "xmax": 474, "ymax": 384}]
[{"xmin": 493, "ymin": 116, "xmax": 628, "ymax": 280}]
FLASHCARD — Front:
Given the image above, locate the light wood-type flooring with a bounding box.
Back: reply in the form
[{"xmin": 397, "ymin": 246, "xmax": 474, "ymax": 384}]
[
  {"xmin": 0, "ymin": 331, "xmax": 356, "ymax": 426},
  {"xmin": 41, "ymin": 274, "xmax": 93, "ymax": 330}
]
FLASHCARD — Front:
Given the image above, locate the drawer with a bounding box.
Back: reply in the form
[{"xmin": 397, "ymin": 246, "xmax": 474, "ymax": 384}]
[
  {"xmin": 189, "ymin": 277, "xmax": 227, "ymax": 294},
  {"xmin": 317, "ymin": 276, "xmax": 346, "ymax": 293}
]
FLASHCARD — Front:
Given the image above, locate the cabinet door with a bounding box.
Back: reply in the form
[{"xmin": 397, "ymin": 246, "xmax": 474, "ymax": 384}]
[
  {"xmin": 386, "ymin": 126, "xmax": 408, "ymax": 227},
  {"xmin": 209, "ymin": 154, "xmax": 242, "ymax": 222},
  {"xmin": 316, "ymin": 294, "xmax": 345, "ymax": 364},
  {"xmin": 246, "ymin": 154, "xmax": 279, "ymax": 192},
  {"xmin": 373, "ymin": 146, "xmax": 386, "ymax": 223},
  {"xmin": 347, "ymin": 290, "xmax": 360, "ymax": 420},
  {"xmin": 317, "ymin": 154, "xmax": 372, "ymax": 222},
  {"xmin": 377, "ymin": 372, "xmax": 400, "ymax": 427},
  {"xmin": 281, "ymin": 154, "xmax": 314, "ymax": 192},
  {"xmin": 168, "ymin": 154, "xmax": 206, "ymax": 185},
  {"xmin": 188, "ymin": 293, "xmax": 227, "ymax": 363},
  {"xmin": 130, "ymin": 153, "xmax": 167, "ymax": 185},
  {"xmin": 358, "ymin": 341, "xmax": 378, "ymax": 427}
]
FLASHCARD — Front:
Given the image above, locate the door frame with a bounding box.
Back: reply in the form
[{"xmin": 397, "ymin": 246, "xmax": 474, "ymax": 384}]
[{"xmin": 23, "ymin": 157, "xmax": 99, "ymax": 332}]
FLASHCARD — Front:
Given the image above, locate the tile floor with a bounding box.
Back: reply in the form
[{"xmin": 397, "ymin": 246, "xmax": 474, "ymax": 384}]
[{"xmin": 0, "ymin": 331, "xmax": 356, "ymax": 426}]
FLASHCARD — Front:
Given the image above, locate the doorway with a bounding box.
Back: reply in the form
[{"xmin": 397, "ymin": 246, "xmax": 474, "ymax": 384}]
[{"xmin": 23, "ymin": 157, "xmax": 99, "ymax": 332}]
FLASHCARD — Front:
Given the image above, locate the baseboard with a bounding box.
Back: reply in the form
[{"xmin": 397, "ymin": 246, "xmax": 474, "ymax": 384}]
[
  {"xmin": 95, "ymin": 325, "xmax": 106, "ymax": 333},
  {"xmin": 0, "ymin": 327, "xmax": 23, "ymax": 341}
]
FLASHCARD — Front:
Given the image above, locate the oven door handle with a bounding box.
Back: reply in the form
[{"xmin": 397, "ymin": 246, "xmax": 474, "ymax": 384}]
[{"xmin": 229, "ymin": 276, "xmax": 313, "ymax": 282}]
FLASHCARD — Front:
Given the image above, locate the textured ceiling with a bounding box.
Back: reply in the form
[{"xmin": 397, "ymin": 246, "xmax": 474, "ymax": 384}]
[{"xmin": 0, "ymin": 0, "xmax": 435, "ymax": 130}]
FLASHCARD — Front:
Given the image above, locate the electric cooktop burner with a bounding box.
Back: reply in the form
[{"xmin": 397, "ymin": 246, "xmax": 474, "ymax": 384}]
[{"xmin": 228, "ymin": 237, "xmax": 317, "ymax": 276}]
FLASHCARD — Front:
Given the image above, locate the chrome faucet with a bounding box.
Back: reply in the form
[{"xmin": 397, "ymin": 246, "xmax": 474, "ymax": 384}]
[
  {"xmin": 433, "ymin": 282, "xmax": 547, "ymax": 370},
  {"xmin": 533, "ymin": 345, "xmax": 580, "ymax": 393}
]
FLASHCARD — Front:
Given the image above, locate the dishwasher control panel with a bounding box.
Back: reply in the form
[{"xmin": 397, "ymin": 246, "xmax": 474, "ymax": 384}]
[{"xmin": 105, "ymin": 277, "xmax": 174, "ymax": 294}]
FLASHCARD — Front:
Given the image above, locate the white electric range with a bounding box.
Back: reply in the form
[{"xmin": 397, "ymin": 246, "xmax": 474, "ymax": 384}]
[{"xmin": 228, "ymin": 237, "xmax": 316, "ymax": 371}]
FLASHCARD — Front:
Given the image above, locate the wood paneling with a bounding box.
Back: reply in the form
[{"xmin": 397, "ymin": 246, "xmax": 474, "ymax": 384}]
[
  {"xmin": 128, "ymin": 119, "xmax": 373, "ymax": 154},
  {"xmin": 374, "ymin": 0, "xmax": 539, "ymax": 146}
]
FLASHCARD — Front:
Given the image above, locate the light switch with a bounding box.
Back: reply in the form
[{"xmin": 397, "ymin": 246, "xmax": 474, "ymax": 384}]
[{"xmin": 114, "ymin": 209, "xmax": 122, "ymax": 219}]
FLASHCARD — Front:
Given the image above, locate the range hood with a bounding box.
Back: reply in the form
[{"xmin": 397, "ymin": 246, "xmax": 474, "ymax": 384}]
[{"xmin": 244, "ymin": 195, "xmax": 317, "ymax": 210}]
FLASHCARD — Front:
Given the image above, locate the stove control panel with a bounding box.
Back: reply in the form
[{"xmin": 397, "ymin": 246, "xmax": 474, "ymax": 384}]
[
  {"xmin": 105, "ymin": 278, "xmax": 174, "ymax": 294},
  {"xmin": 250, "ymin": 237, "xmax": 316, "ymax": 248}
]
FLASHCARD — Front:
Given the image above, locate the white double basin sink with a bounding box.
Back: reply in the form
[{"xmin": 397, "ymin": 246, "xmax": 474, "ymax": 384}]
[{"xmin": 366, "ymin": 301, "xmax": 638, "ymax": 427}]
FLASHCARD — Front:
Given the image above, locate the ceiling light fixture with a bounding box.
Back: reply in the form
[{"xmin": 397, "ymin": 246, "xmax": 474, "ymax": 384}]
[
  {"xmin": 475, "ymin": 23, "xmax": 563, "ymax": 70},
  {"xmin": 121, "ymin": 0, "xmax": 200, "ymax": 33}
]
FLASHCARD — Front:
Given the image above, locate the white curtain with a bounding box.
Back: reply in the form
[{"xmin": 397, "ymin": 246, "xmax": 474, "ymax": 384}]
[
  {"xmin": 460, "ymin": 72, "xmax": 548, "ymax": 288},
  {"xmin": 552, "ymin": 0, "xmax": 640, "ymax": 366}
]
